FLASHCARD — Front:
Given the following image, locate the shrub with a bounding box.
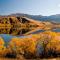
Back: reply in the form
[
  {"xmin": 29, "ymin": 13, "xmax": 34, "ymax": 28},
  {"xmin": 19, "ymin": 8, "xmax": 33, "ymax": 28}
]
[{"xmin": 9, "ymin": 37, "xmax": 36, "ymax": 58}]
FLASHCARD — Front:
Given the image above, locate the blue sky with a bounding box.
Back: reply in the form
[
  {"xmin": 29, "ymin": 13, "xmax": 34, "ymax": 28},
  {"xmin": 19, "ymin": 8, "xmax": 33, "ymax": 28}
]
[{"xmin": 0, "ymin": 0, "xmax": 60, "ymax": 16}]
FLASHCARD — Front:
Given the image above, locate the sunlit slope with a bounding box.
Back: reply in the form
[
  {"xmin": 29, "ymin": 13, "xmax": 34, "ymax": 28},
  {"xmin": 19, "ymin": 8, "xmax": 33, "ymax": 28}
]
[
  {"xmin": 0, "ymin": 16, "xmax": 39, "ymax": 28},
  {"xmin": 0, "ymin": 16, "xmax": 60, "ymax": 29}
]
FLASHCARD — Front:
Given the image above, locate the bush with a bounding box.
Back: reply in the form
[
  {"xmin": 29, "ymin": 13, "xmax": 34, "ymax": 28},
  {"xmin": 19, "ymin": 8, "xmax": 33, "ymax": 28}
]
[{"xmin": 9, "ymin": 37, "xmax": 36, "ymax": 58}]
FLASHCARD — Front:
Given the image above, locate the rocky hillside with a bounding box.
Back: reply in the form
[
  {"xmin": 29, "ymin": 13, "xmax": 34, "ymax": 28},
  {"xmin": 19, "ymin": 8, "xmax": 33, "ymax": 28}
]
[
  {"xmin": 0, "ymin": 15, "xmax": 60, "ymax": 30},
  {"xmin": 0, "ymin": 16, "xmax": 39, "ymax": 28}
]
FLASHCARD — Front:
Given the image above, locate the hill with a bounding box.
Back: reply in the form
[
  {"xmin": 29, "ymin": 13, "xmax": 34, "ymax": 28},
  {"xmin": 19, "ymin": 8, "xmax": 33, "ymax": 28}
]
[
  {"xmin": 0, "ymin": 13, "xmax": 60, "ymax": 31},
  {"xmin": 5, "ymin": 13, "xmax": 60, "ymax": 23}
]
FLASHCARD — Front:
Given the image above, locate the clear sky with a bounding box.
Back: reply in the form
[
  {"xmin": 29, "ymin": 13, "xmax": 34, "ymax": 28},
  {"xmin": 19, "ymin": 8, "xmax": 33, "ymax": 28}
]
[{"xmin": 0, "ymin": 0, "xmax": 60, "ymax": 16}]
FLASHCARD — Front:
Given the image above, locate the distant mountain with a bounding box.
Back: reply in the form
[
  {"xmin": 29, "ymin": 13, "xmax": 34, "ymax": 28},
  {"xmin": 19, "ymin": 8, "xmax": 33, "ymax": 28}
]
[
  {"xmin": 1, "ymin": 13, "xmax": 60, "ymax": 22},
  {"xmin": 9, "ymin": 13, "xmax": 60, "ymax": 22}
]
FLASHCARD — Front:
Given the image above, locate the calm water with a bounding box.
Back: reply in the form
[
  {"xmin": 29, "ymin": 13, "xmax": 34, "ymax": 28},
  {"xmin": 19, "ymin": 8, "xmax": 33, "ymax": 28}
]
[
  {"xmin": 0, "ymin": 28, "xmax": 32, "ymax": 36},
  {"xmin": 0, "ymin": 34, "xmax": 31, "ymax": 42},
  {"xmin": 52, "ymin": 28, "xmax": 60, "ymax": 32},
  {"xmin": 31, "ymin": 28, "xmax": 60, "ymax": 34},
  {"xmin": 0, "ymin": 28, "xmax": 60, "ymax": 44},
  {"xmin": 0, "ymin": 27, "xmax": 33, "ymax": 44}
]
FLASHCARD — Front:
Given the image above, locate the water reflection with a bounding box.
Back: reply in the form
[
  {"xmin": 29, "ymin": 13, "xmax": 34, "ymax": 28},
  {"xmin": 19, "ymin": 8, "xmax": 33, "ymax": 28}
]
[
  {"xmin": 0, "ymin": 27, "xmax": 34, "ymax": 36},
  {"xmin": 0, "ymin": 27, "xmax": 60, "ymax": 36},
  {"xmin": 52, "ymin": 28, "xmax": 60, "ymax": 32}
]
